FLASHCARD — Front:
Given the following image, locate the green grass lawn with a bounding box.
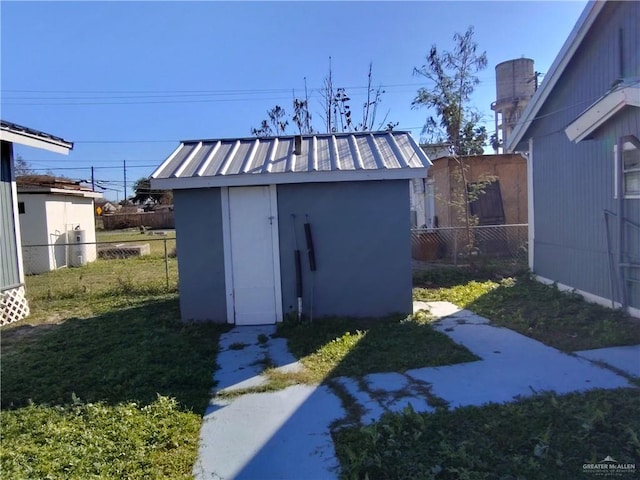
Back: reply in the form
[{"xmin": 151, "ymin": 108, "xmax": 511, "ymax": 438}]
[
  {"xmin": 20, "ymin": 232, "xmax": 179, "ymax": 325},
  {"xmin": 1, "ymin": 397, "xmax": 201, "ymax": 480},
  {"xmin": 413, "ymin": 270, "xmax": 640, "ymax": 352},
  {"xmin": 275, "ymin": 314, "xmax": 478, "ymax": 384},
  {"xmin": 328, "ymin": 267, "xmax": 640, "ymax": 479},
  {"xmin": 4, "ymin": 259, "xmax": 638, "ymax": 478},
  {"xmin": 1, "ymin": 270, "xmax": 226, "ymax": 478},
  {"xmin": 334, "ymin": 388, "xmax": 640, "ymax": 480}
]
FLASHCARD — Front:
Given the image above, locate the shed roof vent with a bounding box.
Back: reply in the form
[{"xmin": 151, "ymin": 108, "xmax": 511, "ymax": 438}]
[{"xmin": 294, "ymin": 135, "xmax": 302, "ymax": 155}]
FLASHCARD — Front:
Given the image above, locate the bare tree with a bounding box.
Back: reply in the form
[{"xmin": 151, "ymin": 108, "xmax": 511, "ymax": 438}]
[
  {"xmin": 252, "ymin": 60, "xmax": 397, "ymax": 136},
  {"xmin": 292, "ymin": 79, "xmax": 314, "ymax": 135},
  {"xmin": 412, "ymin": 26, "xmax": 492, "ymax": 256},
  {"xmin": 14, "ymin": 155, "xmax": 35, "ymax": 176},
  {"xmin": 251, "ymin": 105, "xmax": 289, "ymax": 137}
]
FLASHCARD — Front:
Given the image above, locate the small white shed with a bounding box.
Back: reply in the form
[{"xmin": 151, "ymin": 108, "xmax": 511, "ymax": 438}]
[{"xmin": 17, "ymin": 176, "xmax": 102, "ymax": 274}]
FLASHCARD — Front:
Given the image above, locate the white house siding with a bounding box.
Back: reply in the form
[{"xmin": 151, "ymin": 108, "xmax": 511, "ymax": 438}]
[{"xmin": 410, "ymin": 178, "xmax": 436, "ymax": 228}]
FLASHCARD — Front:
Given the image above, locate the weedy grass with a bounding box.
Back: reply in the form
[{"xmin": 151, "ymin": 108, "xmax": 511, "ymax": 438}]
[
  {"xmin": 1, "ymin": 396, "xmax": 200, "ymax": 480},
  {"xmin": 413, "ymin": 269, "xmax": 640, "ymax": 351},
  {"xmin": 275, "ymin": 314, "xmax": 479, "ymax": 385},
  {"xmin": 334, "ymin": 388, "xmax": 640, "ymax": 480},
  {"xmin": 1, "ymin": 270, "xmax": 227, "ymax": 479},
  {"xmin": 1, "ymin": 296, "xmax": 226, "ymax": 411},
  {"xmin": 18, "ymin": 256, "xmax": 178, "ymax": 325}
]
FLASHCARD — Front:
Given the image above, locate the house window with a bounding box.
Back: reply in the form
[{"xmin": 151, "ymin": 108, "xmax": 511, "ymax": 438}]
[
  {"xmin": 18, "ymin": 202, "xmax": 25, "ymax": 214},
  {"xmin": 615, "ymin": 136, "xmax": 640, "ymax": 199},
  {"xmin": 623, "ymin": 139, "xmax": 640, "ymax": 198}
]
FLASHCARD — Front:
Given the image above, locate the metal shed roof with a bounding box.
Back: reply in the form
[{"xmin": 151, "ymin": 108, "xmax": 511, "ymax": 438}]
[
  {"xmin": 151, "ymin": 131, "xmax": 431, "ymax": 189},
  {"xmin": 0, "ymin": 120, "xmax": 74, "ymax": 155}
]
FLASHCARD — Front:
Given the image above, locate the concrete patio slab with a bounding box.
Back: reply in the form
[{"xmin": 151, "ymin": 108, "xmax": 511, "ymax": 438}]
[
  {"xmin": 215, "ymin": 326, "xmax": 300, "ymax": 394},
  {"xmin": 406, "ymin": 319, "xmax": 632, "ymax": 408},
  {"xmin": 194, "ymin": 302, "xmax": 637, "ymax": 479},
  {"xmin": 194, "ymin": 385, "xmax": 343, "ymax": 480},
  {"xmin": 575, "ymin": 345, "xmax": 640, "ymax": 378},
  {"xmin": 332, "ymin": 376, "xmax": 387, "ymax": 425},
  {"xmin": 363, "ymin": 372, "xmax": 410, "ymax": 392},
  {"xmin": 414, "ymin": 300, "xmax": 461, "ymax": 318}
]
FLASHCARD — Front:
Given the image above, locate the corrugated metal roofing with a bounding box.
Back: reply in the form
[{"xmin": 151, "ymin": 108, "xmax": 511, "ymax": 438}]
[
  {"xmin": 0, "ymin": 120, "xmax": 74, "ymax": 154},
  {"xmin": 151, "ymin": 131, "xmax": 431, "ymax": 189}
]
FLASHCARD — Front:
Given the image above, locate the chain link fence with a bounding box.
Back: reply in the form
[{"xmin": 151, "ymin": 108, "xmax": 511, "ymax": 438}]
[
  {"xmin": 21, "ymin": 232, "xmax": 178, "ymax": 301},
  {"xmin": 411, "ymin": 224, "xmax": 528, "ymax": 270}
]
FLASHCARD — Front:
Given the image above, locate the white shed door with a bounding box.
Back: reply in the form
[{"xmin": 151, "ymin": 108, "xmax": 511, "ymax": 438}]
[{"xmin": 228, "ymin": 186, "xmax": 278, "ymax": 325}]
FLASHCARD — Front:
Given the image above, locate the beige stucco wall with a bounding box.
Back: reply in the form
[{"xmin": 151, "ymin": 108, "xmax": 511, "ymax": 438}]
[{"xmin": 427, "ymin": 154, "xmax": 527, "ymax": 227}]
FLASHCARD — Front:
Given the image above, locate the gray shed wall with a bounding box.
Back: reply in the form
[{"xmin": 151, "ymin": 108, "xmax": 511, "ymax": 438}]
[
  {"xmin": 173, "ymin": 188, "xmax": 227, "ymax": 321},
  {"xmin": 277, "ymin": 180, "xmax": 413, "ymax": 318},
  {"xmin": 1, "ymin": 141, "xmax": 20, "ymax": 290},
  {"xmin": 526, "ymin": 1, "xmax": 640, "ymax": 309}
]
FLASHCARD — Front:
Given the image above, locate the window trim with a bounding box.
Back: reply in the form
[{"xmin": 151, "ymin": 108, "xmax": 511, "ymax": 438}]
[{"xmin": 614, "ymin": 135, "xmax": 640, "ymax": 200}]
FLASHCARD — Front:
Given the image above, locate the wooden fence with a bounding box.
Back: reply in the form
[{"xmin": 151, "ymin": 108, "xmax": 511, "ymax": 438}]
[{"xmin": 102, "ymin": 211, "xmax": 174, "ymax": 230}]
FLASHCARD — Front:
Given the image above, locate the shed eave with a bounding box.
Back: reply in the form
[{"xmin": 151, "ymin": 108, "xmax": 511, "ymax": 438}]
[
  {"xmin": 0, "ymin": 130, "xmax": 73, "ymax": 155},
  {"xmin": 565, "ymin": 86, "xmax": 640, "ymax": 143},
  {"xmin": 151, "ymin": 167, "xmax": 429, "ymax": 190},
  {"xmin": 17, "ymin": 186, "xmax": 103, "ymax": 198}
]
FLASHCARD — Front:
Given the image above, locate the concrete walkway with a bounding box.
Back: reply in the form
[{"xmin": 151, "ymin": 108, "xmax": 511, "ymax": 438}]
[
  {"xmin": 194, "ymin": 326, "xmax": 343, "ymax": 480},
  {"xmin": 194, "ymin": 302, "xmax": 637, "ymax": 480}
]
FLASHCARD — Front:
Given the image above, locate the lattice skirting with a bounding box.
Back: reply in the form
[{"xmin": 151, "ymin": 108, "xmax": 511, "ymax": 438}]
[{"xmin": 1, "ymin": 285, "xmax": 30, "ymax": 326}]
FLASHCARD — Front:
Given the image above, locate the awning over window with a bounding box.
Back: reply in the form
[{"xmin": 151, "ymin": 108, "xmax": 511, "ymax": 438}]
[{"xmin": 565, "ymin": 83, "xmax": 640, "ymax": 143}]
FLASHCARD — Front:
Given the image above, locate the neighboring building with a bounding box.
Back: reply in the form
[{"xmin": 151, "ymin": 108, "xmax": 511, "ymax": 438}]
[
  {"xmin": 151, "ymin": 132, "xmax": 431, "ymax": 324},
  {"xmin": 410, "ymin": 143, "xmax": 450, "ymax": 228},
  {"xmin": 95, "ymin": 198, "xmax": 118, "ymax": 214},
  {"xmin": 426, "ymin": 154, "xmax": 527, "ymax": 228},
  {"xmin": 0, "ymin": 120, "xmax": 73, "ymax": 325},
  {"xmin": 17, "ymin": 175, "xmax": 102, "ymax": 274},
  {"xmin": 411, "ymin": 153, "xmax": 527, "ymax": 262},
  {"xmin": 507, "ymin": 0, "xmax": 639, "ymax": 316}
]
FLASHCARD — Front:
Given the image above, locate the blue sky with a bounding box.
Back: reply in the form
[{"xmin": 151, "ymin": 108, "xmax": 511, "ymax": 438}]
[{"xmin": 1, "ymin": 1, "xmax": 587, "ymax": 201}]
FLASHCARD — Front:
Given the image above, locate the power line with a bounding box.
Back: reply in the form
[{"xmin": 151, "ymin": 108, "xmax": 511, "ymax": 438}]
[
  {"xmin": 19, "ymin": 158, "xmax": 162, "ymax": 164},
  {"xmin": 25, "ymin": 164, "xmax": 158, "ymax": 171},
  {"xmin": 1, "ymin": 79, "xmax": 499, "ymax": 96},
  {"xmin": 1, "ymin": 79, "xmax": 499, "ymax": 106},
  {"xmin": 9, "ymin": 92, "xmax": 599, "ymax": 151}
]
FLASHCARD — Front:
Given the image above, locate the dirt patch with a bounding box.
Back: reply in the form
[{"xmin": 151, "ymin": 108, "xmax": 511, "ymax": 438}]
[{"xmin": 1, "ymin": 317, "xmax": 64, "ymax": 352}]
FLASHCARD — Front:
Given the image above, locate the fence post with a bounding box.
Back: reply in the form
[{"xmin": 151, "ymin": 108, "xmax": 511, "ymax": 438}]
[
  {"xmin": 164, "ymin": 238, "xmax": 169, "ymax": 291},
  {"xmin": 453, "ymin": 231, "xmax": 458, "ymax": 266}
]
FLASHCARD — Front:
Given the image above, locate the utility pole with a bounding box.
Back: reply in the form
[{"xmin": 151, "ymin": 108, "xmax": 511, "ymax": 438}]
[
  {"xmin": 533, "ymin": 72, "xmax": 541, "ymax": 91},
  {"xmin": 91, "ymin": 166, "xmax": 95, "ymax": 191},
  {"xmin": 123, "ymin": 159, "xmax": 127, "ymax": 205}
]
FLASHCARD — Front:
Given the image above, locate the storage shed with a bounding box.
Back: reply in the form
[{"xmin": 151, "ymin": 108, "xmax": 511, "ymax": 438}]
[
  {"xmin": 17, "ymin": 175, "xmax": 102, "ymax": 274},
  {"xmin": 151, "ymin": 131, "xmax": 431, "ymax": 324}
]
